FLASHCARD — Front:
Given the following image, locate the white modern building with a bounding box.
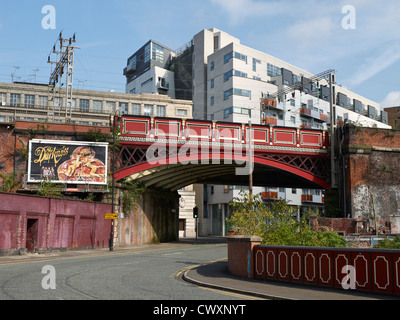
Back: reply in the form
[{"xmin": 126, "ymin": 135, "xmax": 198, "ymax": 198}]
[{"xmin": 124, "ymin": 28, "xmax": 391, "ymax": 237}]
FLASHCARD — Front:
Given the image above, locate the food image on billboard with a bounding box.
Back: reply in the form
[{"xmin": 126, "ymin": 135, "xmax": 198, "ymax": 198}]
[{"xmin": 28, "ymin": 140, "xmax": 108, "ymax": 185}]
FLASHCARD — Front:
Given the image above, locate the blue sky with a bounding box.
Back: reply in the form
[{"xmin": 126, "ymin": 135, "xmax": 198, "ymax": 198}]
[{"xmin": 0, "ymin": 0, "xmax": 399, "ymax": 108}]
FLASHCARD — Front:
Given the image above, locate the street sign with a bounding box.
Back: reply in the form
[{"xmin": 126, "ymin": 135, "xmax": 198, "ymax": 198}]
[{"xmin": 105, "ymin": 213, "xmax": 118, "ymax": 219}]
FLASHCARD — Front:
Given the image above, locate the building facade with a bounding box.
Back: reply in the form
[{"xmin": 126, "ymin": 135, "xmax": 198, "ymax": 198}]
[
  {"xmin": 123, "ymin": 28, "xmax": 392, "ymax": 237},
  {"xmin": 384, "ymin": 106, "xmax": 400, "ymax": 129}
]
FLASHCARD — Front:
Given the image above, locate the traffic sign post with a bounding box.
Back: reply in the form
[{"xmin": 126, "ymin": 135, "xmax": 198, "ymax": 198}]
[{"xmin": 105, "ymin": 213, "xmax": 118, "ymax": 220}]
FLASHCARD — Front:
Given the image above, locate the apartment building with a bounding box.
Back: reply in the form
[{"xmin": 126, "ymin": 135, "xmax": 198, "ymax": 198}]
[{"xmin": 124, "ymin": 28, "xmax": 391, "ymax": 237}]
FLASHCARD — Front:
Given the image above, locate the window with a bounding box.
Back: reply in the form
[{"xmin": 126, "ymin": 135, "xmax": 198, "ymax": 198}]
[
  {"xmin": 79, "ymin": 99, "xmax": 89, "ymax": 112},
  {"xmin": 38, "ymin": 96, "xmax": 48, "ymax": 108},
  {"xmin": 253, "ymin": 58, "xmax": 261, "ymax": 72},
  {"xmin": 224, "ymin": 89, "xmax": 233, "ymax": 100},
  {"xmin": 24, "ymin": 95, "xmax": 35, "ymax": 108},
  {"xmin": 292, "ymin": 188, "xmax": 297, "ymax": 194},
  {"xmin": 0, "ymin": 93, "xmax": 6, "ymax": 106},
  {"xmin": 224, "ymin": 51, "xmax": 247, "ymax": 64},
  {"xmin": 210, "ymin": 61, "xmax": 214, "ymax": 71},
  {"xmin": 234, "ymin": 88, "xmax": 251, "ymax": 98},
  {"xmin": 177, "ymin": 109, "xmax": 188, "ymax": 116},
  {"xmin": 290, "ymin": 99, "xmax": 295, "ymax": 107},
  {"xmin": 119, "ymin": 102, "xmax": 129, "ymax": 115},
  {"xmin": 210, "ymin": 79, "xmax": 214, "ymax": 88},
  {"xmin": 156, "ymin": 105, "xmax": 166, "ymax": 117},
  {"xmin": 224, "ymin": 70, "xmax": 248, "ymax": 82},
  {"xmin": 224, "ymin": 107, "xmax": 251, "ymax": 118},
  {"xmin": 132, "ymin": 103, "xmax": 141, "ymax": 115},
  {"xmin": 143, "ymin": 104, "xmax": 153, "ymax": 116},
  {"xmin": 10, "ymin": 93, "xmax": 21, "ymax": 107},
  {"xmin": 92, "ymin": 100, "xmax": 102, "ymax": 113},
  {"xmin": 144, "ymin": 43, "xmax": 150, "ymax": 63},
  {"xmin": 290, "ymin": 116, "xmax": 296, "ymax": 124},
  {"xmin": 267, "ymin": 63, "xmax": 282, "ymax": 77},
  {"xmin": 54, "ymin": 97, "xmax": 63, "ymax": 109},
  {"xmin": 224, "ymin": 108, "xmax": 232, "ymax": 118},
  {"xmin": 105, "ymin": 101, "xmax": 115, "ymax": 113},
  {"xmin": 128, "ymin": 55, "xmax": 136, "ymax": 71},
  {"xmin": 141, "ymin": 78, "xmax": 153, "ymax": 87},
  {"xmin": 152, "ymin": 43, "xmax": 164, "ymax": 63},
  {"xmin": 210, "ymin": 96, "xmax": 214, "ymax": 105}
]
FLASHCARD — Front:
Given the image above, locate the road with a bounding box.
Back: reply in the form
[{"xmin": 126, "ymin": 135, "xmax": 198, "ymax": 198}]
[{"xmin": 0, "ymin": 240, "xmax": 247, "ymax": 300}]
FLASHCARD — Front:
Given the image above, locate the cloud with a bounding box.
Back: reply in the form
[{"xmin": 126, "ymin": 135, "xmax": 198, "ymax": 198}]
[
  {"xmin": 344, "ymin": 42, "xmax": 400, "ymax": 88},
  {"xmin": 381, "ymin": 91, "xmax": 400, "ymax": 108}
]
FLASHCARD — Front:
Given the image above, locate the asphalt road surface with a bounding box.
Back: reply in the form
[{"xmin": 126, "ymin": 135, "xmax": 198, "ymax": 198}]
[{"xmin": 0, "ymin": 241, "xmax": 247, "ymax": 300}]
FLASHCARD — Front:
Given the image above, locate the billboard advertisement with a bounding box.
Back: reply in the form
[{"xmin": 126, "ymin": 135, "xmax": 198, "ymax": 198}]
[{"xmin": 27, "ymin": 139, "xmax": 108, "ymax": 185}]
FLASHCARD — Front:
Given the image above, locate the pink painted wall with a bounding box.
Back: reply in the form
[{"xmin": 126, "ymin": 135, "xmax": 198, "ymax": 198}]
[{"xmin": 0, "ymin": 192, "xmax": 112, "ymax": 254}]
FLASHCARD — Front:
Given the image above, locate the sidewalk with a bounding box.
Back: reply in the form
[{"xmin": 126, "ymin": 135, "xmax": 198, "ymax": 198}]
[{"xmin": 182, "ymin": 259, "xmax": 399, "ymax": 300}]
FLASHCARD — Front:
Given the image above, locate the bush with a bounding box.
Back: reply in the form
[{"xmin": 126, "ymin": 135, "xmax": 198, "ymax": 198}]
[
  {"xmin": 228, "ymin": 191, "xmax": 347, "ymax": 248},
  {"xmin": 374, "ymin": 236, "xmax": 400, "ymax": 249}
]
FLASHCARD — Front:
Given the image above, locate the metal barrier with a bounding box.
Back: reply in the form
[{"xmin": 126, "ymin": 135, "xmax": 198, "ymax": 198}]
[{"xmin": 254, "ymin": 245, "xmax": 400, "ymax": 296}]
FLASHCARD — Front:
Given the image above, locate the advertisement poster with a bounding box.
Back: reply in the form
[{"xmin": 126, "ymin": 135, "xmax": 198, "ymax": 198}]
[{"xmin": 28, "ymin": 139, "xmax": 108, "ymax": 185}]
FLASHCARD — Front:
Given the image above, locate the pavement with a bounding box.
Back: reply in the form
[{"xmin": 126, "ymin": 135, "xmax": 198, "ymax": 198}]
[{"xmin": 0, "ymin": 237, "xmax": 398, "ymax": 300}]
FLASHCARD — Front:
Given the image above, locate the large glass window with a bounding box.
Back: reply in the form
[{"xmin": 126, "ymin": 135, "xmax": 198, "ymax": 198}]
[
  {"xmin": 38, "ymin": 96, "xmax": 48, "ymax": 108},
  {"xmin": 10, "ymin": 93, "xmax": 21, "ymax": 107},
  {"xmin": 152, "ymin": 43, "xmax": 164, "ymax": 63},
  {"xmin": 144, "ymin": 43, "xmax": 151, "ymax": 63},
  {"xmin": 25, "ymin": 95, "xmax": 35, "ymax": 108},
  {"xmin": 132, "ymin": 103, "xmax": 141, "ymax": 115},
  {"xmin": 156, "ymin": 105, "xmax": 166, "ymax": 117},
  {"xmin": 267, "ymin": 63, "xmax": 282, "ymax": 77},
  {"xmin": 0, "ymin": 93, "xmax": 6, "ymax": 105},
  {"xmin": 105, "ymin": 101, "xmax": 115, "ymax": 113},
  {"xmin": 79, "ymin": 99, "xmax": 89, "ymax": 112},
  {"xmin": 143, "ymin": 104, "xmax": 153, "ymax": 116},
  {"xmin": 92, "ymin": 100, "xmax": 102, "ymax": 113},
  {"xmin": 119, "ymin": 102, "xmax": 129, "ymax": 115}
]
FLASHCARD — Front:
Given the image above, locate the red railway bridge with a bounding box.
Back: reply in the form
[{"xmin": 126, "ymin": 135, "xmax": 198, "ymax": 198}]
[{"xmin": 113, "ymin": 116, "xmax": 331, "ymax": 191}]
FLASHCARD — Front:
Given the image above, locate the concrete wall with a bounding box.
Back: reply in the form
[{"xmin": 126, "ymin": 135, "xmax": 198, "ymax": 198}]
[
  {"xmin": 116, "ymin": 188, "xmax": 180, "ymax": 246},
  {"xmin": 0, "ymin": 192, "xmax": 112, "ymax": 255}
]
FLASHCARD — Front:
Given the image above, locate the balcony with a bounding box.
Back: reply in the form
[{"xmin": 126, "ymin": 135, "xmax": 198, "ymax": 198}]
[
  {"xmin": 262, "ymin": 117, "xmax": 277, "ymax": 125},
  {"xmin": 262, "ymin": 191, "xmax": 278, "ymax": 200},
  {"xmin": 301, "ymin": 194, "xmax": 325, "ymax": 203},
  {"xmin": 123, "ymin": 62, "xmax": 136, "ymax": 76}
]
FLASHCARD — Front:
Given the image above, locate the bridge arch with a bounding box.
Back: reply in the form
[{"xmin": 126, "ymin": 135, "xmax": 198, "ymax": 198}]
[{"xmin": 114, "ymin": 152, "xmax": 330, "ymax": 191}]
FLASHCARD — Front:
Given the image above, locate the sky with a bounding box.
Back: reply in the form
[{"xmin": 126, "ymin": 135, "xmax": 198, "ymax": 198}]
[{"xmin": 0, "ymin": 0, "xmax": 400, "ymax": 108}]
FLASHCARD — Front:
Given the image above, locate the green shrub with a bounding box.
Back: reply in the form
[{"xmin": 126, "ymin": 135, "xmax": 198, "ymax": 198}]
[
  {"xmin": 374, "ymin": 236, "xmax": 400, "ymax": 249},
  {"xmin": 228, "ymin": 191, "xmax": 347, "ymax": 248}
]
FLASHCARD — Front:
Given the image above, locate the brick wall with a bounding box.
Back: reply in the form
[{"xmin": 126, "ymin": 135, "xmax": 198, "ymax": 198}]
[
  {"xmin": 0, "ymin": 192, "xmax": 112, "ymax": 254},
  {"xmin": 227, "ymin": 235, "xmax": 262, "ymax": 279},
  {"xmin": 344, "ymin": 125, "xmax": 400, "ymax": 233}
]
